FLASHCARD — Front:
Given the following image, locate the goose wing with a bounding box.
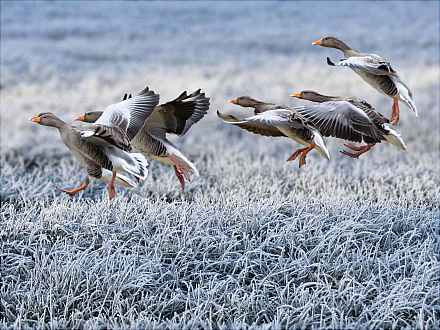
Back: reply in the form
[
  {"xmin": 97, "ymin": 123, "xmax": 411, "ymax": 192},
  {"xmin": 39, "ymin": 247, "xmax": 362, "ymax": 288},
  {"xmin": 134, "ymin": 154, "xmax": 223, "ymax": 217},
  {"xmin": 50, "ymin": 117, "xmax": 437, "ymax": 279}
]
[
  {"xmin": 294, "ymin": 101, "xmax": 382, "ymax": 143},
  {"xmin": 146, "ymin": 89, "xmax": 210, "ymax": 136},
  {"xmin": 94, "ymin": 86, "xmax": 160, "ymax": 141},
  {"xmin": 217, "ymin": 109, "xmax": 298, "ymax": 137},
  {"xmin": 329, "ymin": 55, "xmax": 397, "ymax": 76},
  {"xmin": 254, "ymin": 103, "xmax": 286, "ymax": 114},
  {"xmin": 346, "ymin": 98, "xmax": 390, "ymax": 126}
]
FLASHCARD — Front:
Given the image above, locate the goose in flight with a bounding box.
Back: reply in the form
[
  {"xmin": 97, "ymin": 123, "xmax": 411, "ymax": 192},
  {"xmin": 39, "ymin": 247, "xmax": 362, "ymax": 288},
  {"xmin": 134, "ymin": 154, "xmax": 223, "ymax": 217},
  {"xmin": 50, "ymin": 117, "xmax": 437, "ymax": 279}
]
[
  {"xmin": 30, "ymin": 86, "xmax": 159, "ymax": 199},
  {"xmin": 76, "ymin": 89, "xmax": 210, "ymax": 191},
  {"xmin": 218, "ymin": 96, "xmax": 330, "ymax": 168},
  {"xmin": 312, "ymin": 36, "xmax": 417, "ymax": 125},
  {"xmin": 290, "ymin": 90, "xmax": 407, "ymax": 158}
]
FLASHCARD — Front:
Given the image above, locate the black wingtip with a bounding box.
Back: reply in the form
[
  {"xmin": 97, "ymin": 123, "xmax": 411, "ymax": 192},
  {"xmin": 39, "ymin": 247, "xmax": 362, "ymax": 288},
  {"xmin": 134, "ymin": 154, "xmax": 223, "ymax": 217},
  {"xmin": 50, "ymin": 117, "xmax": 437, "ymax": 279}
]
[
  {"xmin": 326, "ymin": 57, "xmax": 336, "ymax": 66},
  {"xmin": 138, "ymin": 86, "xmax": 160, "ymax": 99},
  {"xmin": 138, "ymin": 86, "xmax": 147, "ymax": 95}
]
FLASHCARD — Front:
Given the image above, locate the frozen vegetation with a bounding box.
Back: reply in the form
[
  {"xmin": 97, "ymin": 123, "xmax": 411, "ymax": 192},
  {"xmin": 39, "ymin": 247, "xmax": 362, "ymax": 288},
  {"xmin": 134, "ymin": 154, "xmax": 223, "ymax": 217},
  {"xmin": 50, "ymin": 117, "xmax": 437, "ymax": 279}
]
[{"xmin": 1, "ymin": 1, "xmax": 439, "ymax": 329}]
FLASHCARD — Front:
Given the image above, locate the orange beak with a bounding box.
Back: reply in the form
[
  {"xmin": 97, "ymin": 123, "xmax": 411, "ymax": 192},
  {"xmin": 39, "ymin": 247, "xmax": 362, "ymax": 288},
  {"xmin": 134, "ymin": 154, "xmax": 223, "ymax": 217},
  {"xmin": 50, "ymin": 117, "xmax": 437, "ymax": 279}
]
[
  {"xmin": 74, "ymin": 114, "xmax": 86, "ymax": 121},
  {"xmin": 229, "ymin": 98, "xmax": 238, "ymax": 105},
  {"xmin": 312, "ymin": 38, "xmax": 322, "ymax": 46},
  {"xmin": 30, "ymin": 116, "xmax": 41, "ymax": 123},
  {"xmin": 290, "ymin": 92, "xmax": 302, "ymax": 98}
]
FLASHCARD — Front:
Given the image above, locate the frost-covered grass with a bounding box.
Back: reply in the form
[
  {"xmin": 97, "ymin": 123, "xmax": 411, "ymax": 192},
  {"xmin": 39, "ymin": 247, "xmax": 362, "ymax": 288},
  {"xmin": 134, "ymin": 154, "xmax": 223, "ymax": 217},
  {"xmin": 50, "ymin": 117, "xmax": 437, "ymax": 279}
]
[
  {"xmin": 1, "ymin": 1, "xmax": 440, "ymax": 329},
  {"xmin": 1, "ymin": 195, "xmax": 438, "ymax": 329}
]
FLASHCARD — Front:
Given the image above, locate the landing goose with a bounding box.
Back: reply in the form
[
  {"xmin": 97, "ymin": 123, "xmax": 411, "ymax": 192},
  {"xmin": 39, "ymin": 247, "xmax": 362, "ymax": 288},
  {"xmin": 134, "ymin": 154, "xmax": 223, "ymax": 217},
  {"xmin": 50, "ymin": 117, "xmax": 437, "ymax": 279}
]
[
  {"xmin": 30, "ymin": 86, "xmax": 159, "ymax": 199},
  {"xmin": 77, "ymin": 89, "xmax": 210, "ymax": 191},
  {"xmin": 218, "ymin": 97, "xmax": 330, "ymax": 168},
  {"xmin": 291, "ymin": 90, "xmax": 407, "ymax": 158},
  {"xmin": 312, "ymin": 36, "xmax": 417, "ymax": 125}
]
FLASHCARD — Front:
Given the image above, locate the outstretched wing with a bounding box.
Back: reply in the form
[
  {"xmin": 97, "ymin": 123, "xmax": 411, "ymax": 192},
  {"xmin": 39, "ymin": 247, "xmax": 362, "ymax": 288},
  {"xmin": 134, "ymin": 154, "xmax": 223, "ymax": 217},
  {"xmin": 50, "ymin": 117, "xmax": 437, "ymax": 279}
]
[
  {"xmin": 293, "ymin": 101, "xmax": 383, "ymax": 143},
  {"xmin": 146, "ymin": 89, "xmax": 210, "ymax": 136},
  {"xmin": 346, "ymin": 97, "xmax": 390, "ymax": 126},
  {"xmin": 328, "ymin": 55, "xmax": 397, "ymax": 76},
  {"xmin": 217, "ymin": 109, "xmax": 291, "ymax": 137},
  {"xmin": 96, "ymin": 86, "xmax": 160, "ymax": 141},
  {"xmin": 78, "ymin": 87, "xmax": 159, "ymax": 151}
]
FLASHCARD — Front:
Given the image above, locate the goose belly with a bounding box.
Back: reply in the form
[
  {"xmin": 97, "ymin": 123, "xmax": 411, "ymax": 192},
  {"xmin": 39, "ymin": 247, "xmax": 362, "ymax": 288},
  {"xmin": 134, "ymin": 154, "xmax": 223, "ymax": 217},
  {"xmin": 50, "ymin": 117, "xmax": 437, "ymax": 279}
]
[
  {"xmin": 353, "ymin": 69, "xmax": 398, "ymax": 97},
  {"xmin": 131, "ymin": 134, "xmax": 167, "ymax": 158},
  {"xmin": 277, "ymin": 128, "xmax": 310, "ymax": 147},
  {"xmin": 60, "ymin": 130, "xmax": 98, "ymax": 167},
  {"xmin": 130, "ymin": 135, "xmax": 173, "ymax": 167}
]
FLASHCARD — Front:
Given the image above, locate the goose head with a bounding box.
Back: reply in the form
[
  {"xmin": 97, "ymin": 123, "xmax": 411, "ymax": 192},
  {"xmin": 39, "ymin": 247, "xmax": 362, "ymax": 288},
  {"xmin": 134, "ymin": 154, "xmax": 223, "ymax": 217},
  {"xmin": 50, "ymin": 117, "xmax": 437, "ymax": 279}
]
[
  {"xmin": 312, "ymin": 36, "xmax": 352, "ymax": 52},
  {"xmin": 229, "ymin": 96, "xmax": 265, "ymax": 108},
  {"xmin": 30, "ymin": 112, "xmax": 65, "ymax": 128},
  {"xmin": 74, "ymin": 111, "xmax": 103, "ymax": 123},
  {"xmin": 291, "ymin": 90, "xmax": 336, "ymax": 103}
]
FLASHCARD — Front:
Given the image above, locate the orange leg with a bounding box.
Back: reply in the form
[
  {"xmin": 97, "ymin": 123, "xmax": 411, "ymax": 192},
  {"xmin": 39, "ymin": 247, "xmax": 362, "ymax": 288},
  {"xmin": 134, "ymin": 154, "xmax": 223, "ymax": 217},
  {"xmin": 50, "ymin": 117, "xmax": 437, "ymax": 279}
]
[
  {"xmin": 174, "ymin": 166, "xmax": 185, "ymax": 192},
  {"xmin": 340, "ymin": 143, "xmax": 375, "ymax": 158},
  {"xmin": 107, "ymin": 170, "xmax": 117, "ymax": 200},
  {"xmin": 58, "ymin": 178, "xmax": 89, "ymax": 197},
  {"xmin": 298, "ymin": 144, "xmax": 315, "ymax": 167},
  {"xmin": 287, "ymin": 146, "xmax": 310, "ymax": 162},
  {"xmin": 390, "ymin": 97, "xmax": 400, "ymax": 125},
  {"xmin": 287, "ymin": 144, "xmax": 315, "ymax": 168}
]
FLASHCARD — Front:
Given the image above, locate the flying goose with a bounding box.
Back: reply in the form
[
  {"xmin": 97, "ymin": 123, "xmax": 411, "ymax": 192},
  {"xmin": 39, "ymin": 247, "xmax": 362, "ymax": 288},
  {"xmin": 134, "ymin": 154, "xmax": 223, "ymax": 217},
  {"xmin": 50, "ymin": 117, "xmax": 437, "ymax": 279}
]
[
  {"xmin": 312, "ymin": 36, "xmax": 417, "ymax": 125},
  {"xmin": 290, "ymin": 90, "xmax": 407, "ymax": 158},
  {"xmin": 218, "ymin": 97, "xmax": 330, "ymax": 167},
  {"xmin": 76, "ymin": 89, "xmax": 210, "ymax": 191},
  {"xmin": 229, "ymin": 96, "xmax": 283, "ymax": 113},
  {"xmin": 30, "ymin": 86, "xmax": 159, "ymax": 200}
]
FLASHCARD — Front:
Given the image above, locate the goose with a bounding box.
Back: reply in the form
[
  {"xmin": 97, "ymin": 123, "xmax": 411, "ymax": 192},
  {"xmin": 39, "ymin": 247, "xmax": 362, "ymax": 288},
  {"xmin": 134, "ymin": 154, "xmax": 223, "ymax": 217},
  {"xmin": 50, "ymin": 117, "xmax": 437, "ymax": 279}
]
[
  {"xmin": 76, "ymin": 89, "xmax": 210, "ymax": 191},
  {"xmin": 218, "ymin": 97, "xmax": 330, "ymax": 168},
  {"xmin": 290, "ymin": 90, "xmax": 407, "ymax": 158},
  {"xmin": 30, "ymin": 86, "xmax": 159, "ymax": 200},
  {"xmin": 312, "ymin": 36, "xmax": 417, "ymax": 125}
]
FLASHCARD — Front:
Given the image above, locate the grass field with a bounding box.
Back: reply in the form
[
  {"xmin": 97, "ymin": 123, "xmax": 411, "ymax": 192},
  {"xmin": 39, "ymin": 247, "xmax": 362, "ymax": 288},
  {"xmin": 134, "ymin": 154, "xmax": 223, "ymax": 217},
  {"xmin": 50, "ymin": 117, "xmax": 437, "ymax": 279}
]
[{"xmin": 1, "ymin": 2, "xmax": 440, "ymax": 329}]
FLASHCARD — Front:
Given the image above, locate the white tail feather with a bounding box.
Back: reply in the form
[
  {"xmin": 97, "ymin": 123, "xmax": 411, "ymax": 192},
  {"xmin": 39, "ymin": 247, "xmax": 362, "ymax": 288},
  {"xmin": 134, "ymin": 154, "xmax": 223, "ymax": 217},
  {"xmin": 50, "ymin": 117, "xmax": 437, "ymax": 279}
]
[
  {"xmin": 127, "ymin": 153, "xmax": 149, "ymax": 180},
  {"xmin": 312, "ymin": 131, "xmax": 331, "ymax": 160},
  {"xmin": 393, "ymin": 77, "xmax": 418, "ymax": 116},
  {"xmin": 400, "ymin": 95, "xmax": 418, "ymax": 117},
  {"xmin": 100, "ymin": 168, "xmax": 141, "ymax": 188},
  {"xmin": 105, "ymin": 147, "xmax": 149, "ymax": 181},
  {"xmin": 383, "ymin": 124, "xmax": 407, "ymax": 151}
]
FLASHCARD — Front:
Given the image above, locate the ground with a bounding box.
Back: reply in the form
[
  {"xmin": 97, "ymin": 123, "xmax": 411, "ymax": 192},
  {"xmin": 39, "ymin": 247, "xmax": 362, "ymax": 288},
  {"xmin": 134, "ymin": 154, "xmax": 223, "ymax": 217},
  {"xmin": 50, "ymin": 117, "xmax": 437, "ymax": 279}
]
[{"xmin": 1, "ymin": 2, "xmax": 439, "ymax": 329}]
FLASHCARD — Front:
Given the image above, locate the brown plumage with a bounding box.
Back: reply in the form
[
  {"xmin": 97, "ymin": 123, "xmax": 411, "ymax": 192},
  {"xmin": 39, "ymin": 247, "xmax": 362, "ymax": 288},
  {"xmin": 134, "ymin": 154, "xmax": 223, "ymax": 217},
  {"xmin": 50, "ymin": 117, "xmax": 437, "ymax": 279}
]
[
  {"xmin": 291, "ymin": 90, "xmax": 407, "ymax": 158},
  {"xmin": 76, "ymin": 89, "xmax": 211, "ymax": 191},
  {"xmin": 30, "ymin": 112, "xmax": 150, "ymax": 200},
  {"xmin": 218, "ymin": 96, "xmax": 330, "ymax": 168},
  {"xmin": 30, "ymin": 86, "xmax": 159, "ymax": 199},
  {"xmin": 313, "ymin": 36, "xmax": 417, "ymax": 125}
]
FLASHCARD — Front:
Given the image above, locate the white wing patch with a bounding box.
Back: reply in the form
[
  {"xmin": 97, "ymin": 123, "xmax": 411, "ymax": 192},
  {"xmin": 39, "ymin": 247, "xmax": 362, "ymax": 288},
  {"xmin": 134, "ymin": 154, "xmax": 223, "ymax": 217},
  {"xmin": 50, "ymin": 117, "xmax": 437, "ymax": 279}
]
[{"xmin": 95, "ymin": 87, "xmax": 160, "ymax": 140}]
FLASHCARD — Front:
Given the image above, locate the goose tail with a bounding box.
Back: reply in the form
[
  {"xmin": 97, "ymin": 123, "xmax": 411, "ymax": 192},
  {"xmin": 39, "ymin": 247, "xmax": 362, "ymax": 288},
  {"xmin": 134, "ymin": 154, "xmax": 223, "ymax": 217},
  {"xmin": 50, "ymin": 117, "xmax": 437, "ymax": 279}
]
[
  {"xmin": 393, "ymin": 77, "xmax": 418, "ymax": 117},
  {"xmin": 383, "ymin": 124, "xmax": 407, "ymax": 151},
  {"xmin": 106, "ymin": 147, "xmax": 149, "ymax": 181},
  {"xmin": 125, "ymin": 152, "xmax": 149, "ymax": 180},
  {"xmin": 401, "ymin": 96, "xmax": 418, "ymax": 117},
  {"xmin": 100, "ymin": 168, "xmax": 142, "ymax": 188},
  {"xmin": 312, "ymin": 131, "xmax": 331, "ymax": 160}
]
